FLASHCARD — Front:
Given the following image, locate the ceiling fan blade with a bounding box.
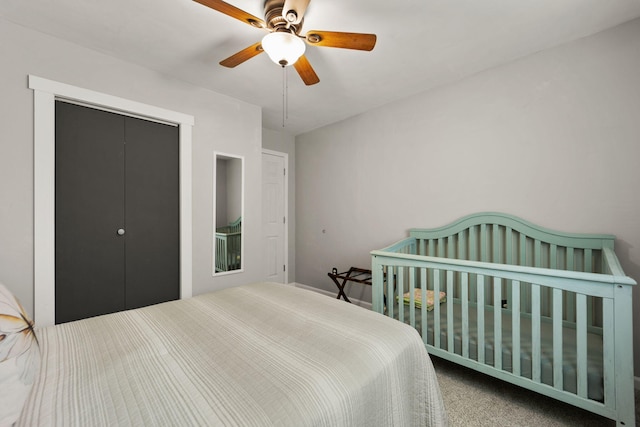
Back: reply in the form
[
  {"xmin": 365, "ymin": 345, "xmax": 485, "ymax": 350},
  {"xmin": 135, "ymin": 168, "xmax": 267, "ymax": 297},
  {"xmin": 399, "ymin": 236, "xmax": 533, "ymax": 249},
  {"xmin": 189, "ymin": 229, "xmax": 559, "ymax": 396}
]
[
  {"xmin": 193, "ymin": 0, "xmax": 266, "ymax": 29},
  {"xmin": 293, "ymin": 55, "xmax": 320, "ymax": 86},
  {"xmin": 282, "ymin": 0, "xmax": 310, "ymax": 25},
  {"xmin": 304, "ymin": 31, "xmax": 377, "ymax": 51},
  {"xmin": 220, "ymin": 42, "xmax": 264, "ymax": 68}
]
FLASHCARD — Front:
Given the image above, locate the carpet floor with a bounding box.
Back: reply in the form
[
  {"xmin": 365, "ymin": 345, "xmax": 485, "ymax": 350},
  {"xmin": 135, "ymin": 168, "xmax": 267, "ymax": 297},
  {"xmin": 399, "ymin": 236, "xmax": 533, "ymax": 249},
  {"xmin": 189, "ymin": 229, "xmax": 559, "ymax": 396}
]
[{"xmin": 431, "ymin": 356, "xmax": 638, "ymax": 426}]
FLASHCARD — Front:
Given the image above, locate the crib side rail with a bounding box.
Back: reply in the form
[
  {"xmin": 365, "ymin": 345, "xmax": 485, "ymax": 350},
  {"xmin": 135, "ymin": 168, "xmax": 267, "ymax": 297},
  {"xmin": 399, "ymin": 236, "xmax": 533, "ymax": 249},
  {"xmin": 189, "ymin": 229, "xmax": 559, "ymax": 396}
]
[
  {"xmin": 371, "ymin": 250, "xmax": 634, "ymax": 290},
  {"xmin": 370, "ymin": 250, "xmax": 635, "ymax": 425},
  {"xmin": 370, "ymin": 251, "xmax": 632, "ymax": 328}
]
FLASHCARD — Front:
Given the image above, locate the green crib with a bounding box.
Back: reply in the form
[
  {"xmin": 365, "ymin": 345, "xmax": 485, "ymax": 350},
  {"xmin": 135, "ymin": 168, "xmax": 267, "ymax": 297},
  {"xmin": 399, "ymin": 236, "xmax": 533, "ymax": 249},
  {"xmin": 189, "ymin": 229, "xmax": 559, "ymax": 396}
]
[
  {"xmin": 371, "ymin": 212, "xmax": 635, "ymax": 426},
  {"xmin": 215, "ymin": 217, "xmax": 242, "ymax": 272}
]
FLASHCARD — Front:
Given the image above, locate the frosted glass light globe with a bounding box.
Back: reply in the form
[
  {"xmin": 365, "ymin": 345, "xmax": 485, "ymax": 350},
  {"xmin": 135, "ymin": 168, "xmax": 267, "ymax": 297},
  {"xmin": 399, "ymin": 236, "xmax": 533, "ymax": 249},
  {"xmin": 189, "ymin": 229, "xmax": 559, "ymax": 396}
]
[{"xmin": 262, "ymin": 32, "xmax": 306, "ymax": 66}]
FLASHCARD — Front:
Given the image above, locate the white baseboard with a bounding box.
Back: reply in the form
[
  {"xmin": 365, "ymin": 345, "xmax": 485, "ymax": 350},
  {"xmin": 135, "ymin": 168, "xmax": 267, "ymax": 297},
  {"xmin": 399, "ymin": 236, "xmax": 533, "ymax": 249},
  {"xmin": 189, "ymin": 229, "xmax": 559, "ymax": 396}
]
[{"xmin": 290, "ymin": 282, "xmax": 372, "ymax": 310}]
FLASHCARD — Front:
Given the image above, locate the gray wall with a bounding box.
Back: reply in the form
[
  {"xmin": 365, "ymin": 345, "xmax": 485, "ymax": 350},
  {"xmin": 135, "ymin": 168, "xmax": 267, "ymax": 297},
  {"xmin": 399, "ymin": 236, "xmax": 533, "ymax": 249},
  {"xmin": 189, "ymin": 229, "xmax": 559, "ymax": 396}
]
[
  {"xmin": 215, "ymin": 159, "xmax": 228, "ymax": 228},
  {"xmin": 296, "ymin": 19, "xmax": 640, "ymax": 373},
  {"xmin": 226, "ymin": 157, "xmax": 243, "ymax": 226},
  {"xmin": 262, "ymin": 128, "xmax": 296, "ymax": 283},
  {"xmin": 214, "ymin": 156, "xmax": 242, "ymax": 228},
  {"xmin": 0, "ymin": 19, "xmax": 264, "ymax": 314}
]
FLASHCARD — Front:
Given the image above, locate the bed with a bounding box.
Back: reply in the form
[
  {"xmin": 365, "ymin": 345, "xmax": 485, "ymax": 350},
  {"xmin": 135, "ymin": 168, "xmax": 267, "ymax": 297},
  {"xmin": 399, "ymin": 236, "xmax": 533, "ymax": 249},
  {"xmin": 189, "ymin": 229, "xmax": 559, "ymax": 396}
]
[
  {"xmin": 370, "ymin": 213, "xmax": 635, "ymax": 427},
  {"xmin": 1, "ymin": 282, "xmax": 447, "ymax": 426}
]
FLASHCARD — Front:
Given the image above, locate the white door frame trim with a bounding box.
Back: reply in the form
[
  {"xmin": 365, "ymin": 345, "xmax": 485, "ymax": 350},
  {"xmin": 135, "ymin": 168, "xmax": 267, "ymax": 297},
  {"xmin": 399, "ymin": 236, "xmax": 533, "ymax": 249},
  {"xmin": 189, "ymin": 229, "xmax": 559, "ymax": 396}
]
[
  {"xmin": 262, "ymin": 149, "xmax": 289, "ymax": 284},
  {"xmin": 29, "ymin": 75, "xmax": 194, "ymax": 326}
]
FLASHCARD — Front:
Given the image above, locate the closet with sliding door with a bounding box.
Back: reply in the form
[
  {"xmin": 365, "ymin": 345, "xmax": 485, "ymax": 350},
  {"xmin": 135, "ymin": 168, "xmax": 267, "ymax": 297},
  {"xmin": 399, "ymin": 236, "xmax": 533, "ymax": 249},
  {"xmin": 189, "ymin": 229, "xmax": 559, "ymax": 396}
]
[{"xmin": 55, "ymin": 101, "xmax": 180, "ymax": 324}]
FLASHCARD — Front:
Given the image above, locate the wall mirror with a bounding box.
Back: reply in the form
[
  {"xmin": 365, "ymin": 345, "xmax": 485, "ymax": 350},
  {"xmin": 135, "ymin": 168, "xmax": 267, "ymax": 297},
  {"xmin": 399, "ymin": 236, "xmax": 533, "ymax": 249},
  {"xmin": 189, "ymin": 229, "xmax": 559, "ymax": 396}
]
[{"xmin": 213, "ymin": 152, "xmax": 244, "ymax": 275}]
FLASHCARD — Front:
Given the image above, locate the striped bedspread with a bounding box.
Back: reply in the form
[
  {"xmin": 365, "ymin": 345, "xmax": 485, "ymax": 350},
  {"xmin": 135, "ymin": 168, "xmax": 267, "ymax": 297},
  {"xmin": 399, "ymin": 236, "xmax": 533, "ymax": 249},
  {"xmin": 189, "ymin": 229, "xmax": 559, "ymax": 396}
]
[{"xmin": 18, "ymin": 282, "xmax": 447, "ymax": 426}]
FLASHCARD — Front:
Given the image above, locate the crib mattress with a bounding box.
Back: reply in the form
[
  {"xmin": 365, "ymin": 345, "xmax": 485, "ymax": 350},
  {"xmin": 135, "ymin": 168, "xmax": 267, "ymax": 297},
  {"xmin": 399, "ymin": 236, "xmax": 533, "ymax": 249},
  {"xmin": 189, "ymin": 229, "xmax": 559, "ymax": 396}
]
[{"xmin": 394, "ymin": 300, "xmax": 604, "ymax": 400}]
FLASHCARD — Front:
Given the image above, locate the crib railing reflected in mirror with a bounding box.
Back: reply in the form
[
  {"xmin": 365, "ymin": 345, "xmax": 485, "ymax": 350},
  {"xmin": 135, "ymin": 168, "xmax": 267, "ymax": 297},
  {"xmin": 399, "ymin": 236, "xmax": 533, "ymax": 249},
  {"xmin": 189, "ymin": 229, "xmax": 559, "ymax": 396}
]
[{"xmin": 215, "ymin": 217, "xmax": 241, "ymax": 272}]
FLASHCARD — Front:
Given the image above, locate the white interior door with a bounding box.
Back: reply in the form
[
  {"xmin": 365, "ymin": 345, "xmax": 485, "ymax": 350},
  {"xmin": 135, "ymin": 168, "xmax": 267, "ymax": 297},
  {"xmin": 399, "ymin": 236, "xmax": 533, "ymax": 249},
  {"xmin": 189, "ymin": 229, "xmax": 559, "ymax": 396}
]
[{"xmin": 262, "ymin": 150, "xmax": 287, "ymax": 283}]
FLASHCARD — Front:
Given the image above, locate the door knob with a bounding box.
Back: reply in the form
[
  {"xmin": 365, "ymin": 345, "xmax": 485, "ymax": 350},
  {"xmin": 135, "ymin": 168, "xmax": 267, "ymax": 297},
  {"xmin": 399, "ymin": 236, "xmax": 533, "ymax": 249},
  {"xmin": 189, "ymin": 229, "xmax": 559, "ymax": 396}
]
[{"xmin": 117, "ymin": 228, "xmax": 125, "ymax": 236}]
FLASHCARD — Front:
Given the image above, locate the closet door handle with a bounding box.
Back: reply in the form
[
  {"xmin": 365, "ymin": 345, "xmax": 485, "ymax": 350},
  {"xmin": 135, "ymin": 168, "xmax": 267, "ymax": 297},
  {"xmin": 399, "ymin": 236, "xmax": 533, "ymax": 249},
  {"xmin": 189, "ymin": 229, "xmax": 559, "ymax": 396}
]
[{"xmin": 117, "ymin": 228, "xmax": 126, "ymax": 236}]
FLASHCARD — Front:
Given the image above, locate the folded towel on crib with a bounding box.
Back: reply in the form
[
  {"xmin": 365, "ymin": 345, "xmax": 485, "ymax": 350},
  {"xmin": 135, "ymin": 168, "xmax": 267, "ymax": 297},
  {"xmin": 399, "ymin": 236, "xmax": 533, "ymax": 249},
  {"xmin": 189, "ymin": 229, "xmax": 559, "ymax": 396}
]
[{"xmin": 397, "ymin": 289, "xmax": 446, "ymax": 310}]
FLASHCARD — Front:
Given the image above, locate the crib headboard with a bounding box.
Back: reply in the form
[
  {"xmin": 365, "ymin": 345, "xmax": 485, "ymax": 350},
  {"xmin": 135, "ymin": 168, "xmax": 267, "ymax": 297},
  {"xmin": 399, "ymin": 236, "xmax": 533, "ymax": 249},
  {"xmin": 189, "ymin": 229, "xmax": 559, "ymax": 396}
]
[{"xmin": 410, "ymin": 212, "xmax": 615, "ymax": 274}]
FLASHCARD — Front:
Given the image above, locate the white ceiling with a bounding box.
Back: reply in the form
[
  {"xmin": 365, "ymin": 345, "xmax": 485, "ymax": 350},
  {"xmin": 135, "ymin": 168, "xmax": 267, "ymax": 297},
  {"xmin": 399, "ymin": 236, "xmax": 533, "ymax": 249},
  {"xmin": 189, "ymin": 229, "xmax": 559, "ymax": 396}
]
[{"xmin": 2, "ymin": 0, "xmax": 640, "ymax": 135}]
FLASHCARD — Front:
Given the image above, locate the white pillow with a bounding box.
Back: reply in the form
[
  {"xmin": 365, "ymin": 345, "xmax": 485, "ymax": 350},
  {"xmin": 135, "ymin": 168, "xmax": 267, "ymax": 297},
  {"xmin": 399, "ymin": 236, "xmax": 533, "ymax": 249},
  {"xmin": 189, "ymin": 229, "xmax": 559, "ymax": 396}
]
[{"xmin": 0, "ymin": 283, "xmax": 40, "ymax": 426}]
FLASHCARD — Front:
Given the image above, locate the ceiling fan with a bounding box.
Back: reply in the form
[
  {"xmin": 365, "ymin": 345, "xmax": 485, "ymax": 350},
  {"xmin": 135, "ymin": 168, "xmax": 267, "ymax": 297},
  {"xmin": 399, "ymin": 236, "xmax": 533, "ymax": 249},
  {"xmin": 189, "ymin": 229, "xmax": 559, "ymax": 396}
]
[{"xmin": 193, "ymin": 0, "xmax": 377, "ymax": 85}]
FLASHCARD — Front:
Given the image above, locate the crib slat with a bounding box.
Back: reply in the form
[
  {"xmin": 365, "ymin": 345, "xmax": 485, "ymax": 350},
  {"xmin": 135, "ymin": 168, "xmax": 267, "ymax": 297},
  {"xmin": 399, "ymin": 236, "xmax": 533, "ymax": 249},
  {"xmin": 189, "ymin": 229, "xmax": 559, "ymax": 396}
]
[
  {"xmin": 462, "ymin": 273, "xmax": 469, "ymax": 358},
  {"xmin": 602, "ymin": 297, "xmax": 615, "ymax": 407},
  {"xmin": 534, "ymin": 239, "xmax": 541, "ymax": 267},
  {"xmin": 576, "ymin": 293, "xmax": 588, "ymax": 398},
  {"xmin": 372, "ymin": 263, "xmax": 384, "ymax": 313},
  {"xmin": 505, "ymin": 227, "xmax": 513, "ymax": 265},
  {"xmin": 458, "ymin": 231, "xmax": 466, "ymax": 260},
  {"xmin": 494, "ymin": 277, "xmax": 502, "ymax": 370},
  {"xmin": 418, "ymin": 239, "xmax": 426, "ymax": 257},
  {"xmin": 387, "ymin": 266, "xmax": 395, "ymax": 319},
  {"xmin": 457, "ymin": 232, "xmax": 466, "ymax": 300},
  {"xmin": 435, "ymin": 245, "xmax": 444, "ymax": 312},
  {"xmin": 584, "ymin": 249, "xmax": 594, "ymax": 330},
  {"xmin": 447, "ymin": 270, "xmax": 454, "ymax": 353},
  {"xmin": 505, "ymin": 228, "xmax": 513, "ymax": 310},
  {"xmin": 397, "ymin": 267, "xmax": 405, "ymax": 326},
  {"xmin": 434, "ymin": 269, "xmax": 441, "ymax": 349},
  {"xmin": 519, "ymin": 233, "xmax": 526, "ymax": 265},
  {"xmin": 484, "ymin": 278, "xmax": 491, "ymax": 307},
  {"xmin": 428, "ymin": 239, "xmax": 435, "ymax": 256},
  {"xmin": 469, "ymin": 226, "xmax": 477, "ymax": 302},
  {"xmin": 477, "ymin": 275, "xmax": 485, "ymax": 364},
  {"xmin": 409, "ymin": 268, "xmax": 416, "ymax": 328},
  {"xmin": 481, "ymin": 224, "xmax": 488, "ymax": 262},
  {"xmin": 532, "ymin": 284, "xmax": 541, "ymax": 382},
  {"xmin": 584, "ymin": 248, "xmax": 593, "ymax": 273},
  {"xmin": 448, "ymin": 236, "xmax": 455, "ymax": 259},
  {"xmin": 519, "ymin": 234, "xmax": 530, "ymax": 312},
  {"xmin": 535, "ymin": 240, "xmax": 547, "ymax": 317},
  {"xmin": 493, "ymin": 225, "xmax": 500, "ymax": 263},
  {"xmin": 552, "ymin": 288, "xmax": 563, "ymax": 390},
  {"xmin": 587, "ymin": 295, "xmax": 594, "ymax": 330},
  {"xmin": 469, "ymin": 225, "xmax": 477, "ymax": 261},
  {"xmin": 421, "ymin": 268, "xmax": 428, "ymax": 345},
  {"xmin": 567, "ymin": 247, "xmax": 575, "ymax": 271},
  {"xmin": 511, "ymin": 281, "xmax": 521, "ymax": 376},
  {"xmin": 550, "ymin": 244, "xmax": 557, "ymax": 269}
]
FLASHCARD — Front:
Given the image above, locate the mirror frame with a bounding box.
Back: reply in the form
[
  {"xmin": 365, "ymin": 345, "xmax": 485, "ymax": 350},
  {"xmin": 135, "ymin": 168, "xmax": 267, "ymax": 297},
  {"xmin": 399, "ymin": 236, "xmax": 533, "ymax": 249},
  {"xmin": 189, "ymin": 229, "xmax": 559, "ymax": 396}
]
[{"xmin": 213, "ymin": 152, "xmax": 245, "ymax": 276}]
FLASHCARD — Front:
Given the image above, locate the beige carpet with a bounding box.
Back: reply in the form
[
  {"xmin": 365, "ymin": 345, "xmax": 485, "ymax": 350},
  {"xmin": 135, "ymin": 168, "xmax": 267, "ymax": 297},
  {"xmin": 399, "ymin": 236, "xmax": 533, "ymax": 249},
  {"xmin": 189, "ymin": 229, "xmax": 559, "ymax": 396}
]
[{"xmin": 431, "ymin": 356, "xmax": 637, "ymax": 426}]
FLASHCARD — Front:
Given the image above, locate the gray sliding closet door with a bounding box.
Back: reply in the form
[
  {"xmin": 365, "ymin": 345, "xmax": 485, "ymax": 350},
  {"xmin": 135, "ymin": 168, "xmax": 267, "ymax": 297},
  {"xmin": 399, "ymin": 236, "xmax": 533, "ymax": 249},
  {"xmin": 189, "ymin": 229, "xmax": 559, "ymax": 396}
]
[
  {"xmin": 124, "ymin": 116, "xmax": 180, "ymax": 310},
  {"xmin": 55, "ymin": 101, "xmax": 179, "ymax": 324}
]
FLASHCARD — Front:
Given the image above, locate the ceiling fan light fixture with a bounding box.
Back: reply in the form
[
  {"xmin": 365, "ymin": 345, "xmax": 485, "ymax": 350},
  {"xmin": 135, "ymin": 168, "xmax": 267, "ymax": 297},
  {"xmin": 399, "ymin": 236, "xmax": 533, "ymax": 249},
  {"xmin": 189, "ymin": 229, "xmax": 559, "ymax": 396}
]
[{"xmin": 262, "ymin": 31, "xmax": 306, "ymax": 66}]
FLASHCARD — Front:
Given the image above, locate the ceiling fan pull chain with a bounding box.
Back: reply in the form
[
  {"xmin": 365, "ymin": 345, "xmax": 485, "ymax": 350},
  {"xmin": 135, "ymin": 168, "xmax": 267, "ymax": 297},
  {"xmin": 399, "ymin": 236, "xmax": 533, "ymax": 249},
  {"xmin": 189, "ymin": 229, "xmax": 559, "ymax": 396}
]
[
  {"xmin": 281, "ymin": 65, "xmax": 290, "ymax": 127},
  {"xmin": 282, "ymin": 65, "xmax": 286, "ymax": 127}
]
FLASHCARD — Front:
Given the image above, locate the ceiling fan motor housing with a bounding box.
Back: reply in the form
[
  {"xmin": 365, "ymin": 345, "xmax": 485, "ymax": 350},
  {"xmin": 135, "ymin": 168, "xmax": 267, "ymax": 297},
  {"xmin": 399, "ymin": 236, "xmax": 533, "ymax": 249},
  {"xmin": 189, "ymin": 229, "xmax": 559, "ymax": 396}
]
[{"xmin": 264, "ymin": 0, "xmax": 302, "ymax": 33}]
